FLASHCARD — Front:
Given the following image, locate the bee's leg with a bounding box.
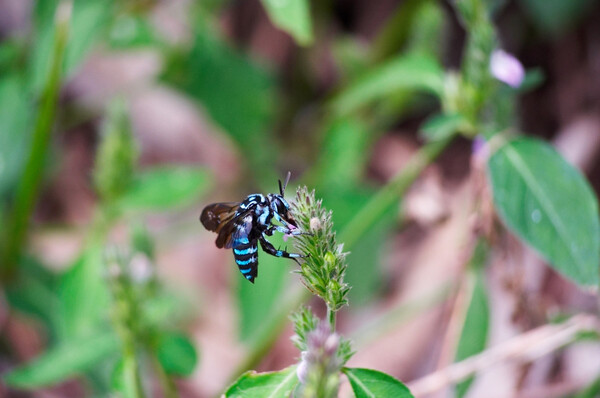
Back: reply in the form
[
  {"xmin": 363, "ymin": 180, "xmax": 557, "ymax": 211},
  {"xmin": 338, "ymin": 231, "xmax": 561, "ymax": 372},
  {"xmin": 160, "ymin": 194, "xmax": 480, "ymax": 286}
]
[
  {"xmin": 259, "ymin": 235, "xmax": 306, "ymax": 262},
  {"xmin": 271, "ymin": 213, "xmax": 311, "ymax": 235},
  {"xmin": 269, "ymin": 225, "xmax": 310, "ymax": 236}
]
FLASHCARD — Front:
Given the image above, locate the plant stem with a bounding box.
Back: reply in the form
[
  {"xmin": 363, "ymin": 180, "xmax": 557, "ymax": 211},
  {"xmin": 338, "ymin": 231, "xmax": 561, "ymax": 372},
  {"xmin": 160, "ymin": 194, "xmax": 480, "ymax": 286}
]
[
  {"xmin": 327, "ymin": 306, "xmax": 336, "ymax": 331},
  {"xmin": 1, "ymin": 1, "xmax": 71, "ymax": 281},
  {"xmin": 123, "ymin": 352, "xmax": 145, "ymax": 398},
  {"xmin": 340, "ymin": 136, "xmax": 452, "ymax": 250}
]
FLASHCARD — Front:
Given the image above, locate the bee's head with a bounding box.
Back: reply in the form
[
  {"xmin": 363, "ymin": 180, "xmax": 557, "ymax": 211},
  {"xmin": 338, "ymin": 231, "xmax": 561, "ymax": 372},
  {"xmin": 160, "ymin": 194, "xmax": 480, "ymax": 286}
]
[
  {"xmin": 268, "ymin": 193, "xmax": 297, "ymax": 227},
  {"xmin": 269, "ymin": 172, "xmax": 298, "ymax": 227}
]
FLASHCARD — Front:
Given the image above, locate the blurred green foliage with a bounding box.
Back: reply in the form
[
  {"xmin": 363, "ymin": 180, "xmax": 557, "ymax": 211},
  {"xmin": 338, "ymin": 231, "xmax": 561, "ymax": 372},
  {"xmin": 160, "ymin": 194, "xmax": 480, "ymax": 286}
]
[
  {"xmin": 455, "ymin": 242, "xmax": 490, "ymax": 398},
  {"xmin": 0, "ymin": 0, "xmax": 598, "ymax": 395},
  {"xmin": 163, "ymin": 25, "xmax": 278, "ymax": 184},
  {"xmin": 518, "ymin": 0, "xmax": 595, "ymax": 36},
  {"xmin": 261, "ymin": 0, "xmax": 313, "ymax": 46}
]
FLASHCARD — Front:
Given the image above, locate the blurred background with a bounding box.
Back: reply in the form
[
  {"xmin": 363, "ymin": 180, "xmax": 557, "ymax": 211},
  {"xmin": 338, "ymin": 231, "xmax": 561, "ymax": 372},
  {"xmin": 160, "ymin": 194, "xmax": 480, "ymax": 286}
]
[{"xmin": 1, "ymin": 0, "xmax": 600, "ymax": 397}]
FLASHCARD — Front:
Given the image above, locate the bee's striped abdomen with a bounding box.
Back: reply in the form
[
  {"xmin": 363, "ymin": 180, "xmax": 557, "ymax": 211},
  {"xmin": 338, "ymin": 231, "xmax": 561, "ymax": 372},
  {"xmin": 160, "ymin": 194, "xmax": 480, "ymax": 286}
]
[{"xmin": 233, "ymin": 242, "xmax": 258, "ymax": 283}]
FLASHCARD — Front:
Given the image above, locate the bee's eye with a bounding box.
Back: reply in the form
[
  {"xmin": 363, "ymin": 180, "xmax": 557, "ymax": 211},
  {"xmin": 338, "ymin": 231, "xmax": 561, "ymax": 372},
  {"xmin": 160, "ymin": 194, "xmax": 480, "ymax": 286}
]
[
  {"xmin": 271, "ymin": 198, "xmax": 285, "ymax": 215},
  {"xmin": 276, "ymin": 202, "xmax": 285, "ymax": 214}
]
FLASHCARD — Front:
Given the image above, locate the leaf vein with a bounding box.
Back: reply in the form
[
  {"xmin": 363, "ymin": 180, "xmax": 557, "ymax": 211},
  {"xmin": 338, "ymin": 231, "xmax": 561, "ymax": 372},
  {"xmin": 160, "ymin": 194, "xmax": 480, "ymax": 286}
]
[{"xmin": 504, "ymin": 146, "xmax": 583, "ymax": 272}]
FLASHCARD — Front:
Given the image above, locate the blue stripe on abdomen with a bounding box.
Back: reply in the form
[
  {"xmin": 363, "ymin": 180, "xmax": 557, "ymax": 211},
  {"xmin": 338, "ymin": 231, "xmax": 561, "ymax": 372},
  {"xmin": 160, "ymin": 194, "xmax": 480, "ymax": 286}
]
[
  {"xmin": 239, "ymin": 267, "xmax": 252, "ymax": 274},
  {"xmin": 234, "ymin": 246, "xmax": 257, "ymax": 255},
  {"xmin": 236, "ymin": 257, "xmax": 256, "ymax": 266}
]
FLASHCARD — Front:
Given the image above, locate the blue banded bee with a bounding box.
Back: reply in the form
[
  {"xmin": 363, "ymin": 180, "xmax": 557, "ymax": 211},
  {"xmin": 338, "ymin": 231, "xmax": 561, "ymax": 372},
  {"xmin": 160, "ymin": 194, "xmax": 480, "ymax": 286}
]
[{"xmin": 200, "ymin": 173, "xmax": 305, "ymax": 283}]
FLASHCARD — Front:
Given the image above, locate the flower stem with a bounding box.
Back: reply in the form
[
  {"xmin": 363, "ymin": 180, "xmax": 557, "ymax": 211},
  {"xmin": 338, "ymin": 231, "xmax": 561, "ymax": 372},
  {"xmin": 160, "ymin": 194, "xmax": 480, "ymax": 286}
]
[{"xmin": 327, "ymin": 306, "xmax": 336, "ymax": 331}]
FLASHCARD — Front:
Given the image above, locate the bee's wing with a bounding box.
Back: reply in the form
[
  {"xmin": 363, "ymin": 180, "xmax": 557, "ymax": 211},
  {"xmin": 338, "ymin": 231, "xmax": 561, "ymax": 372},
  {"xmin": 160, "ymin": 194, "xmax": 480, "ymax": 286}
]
[
  {"xmin": 200, "ymin": 202, "xmax": 240, "ymax": 232},
  {"xmin": 223, "ymin": 213, "xmax": 254, "ymax": 249}
]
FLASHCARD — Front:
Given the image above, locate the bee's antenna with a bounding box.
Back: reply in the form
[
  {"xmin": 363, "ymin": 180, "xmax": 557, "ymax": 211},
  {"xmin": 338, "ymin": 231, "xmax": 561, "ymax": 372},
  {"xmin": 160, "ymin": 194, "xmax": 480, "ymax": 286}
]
[{"xmin": 280, "ymin": 171, "xmax": 291, "ymax": 196}]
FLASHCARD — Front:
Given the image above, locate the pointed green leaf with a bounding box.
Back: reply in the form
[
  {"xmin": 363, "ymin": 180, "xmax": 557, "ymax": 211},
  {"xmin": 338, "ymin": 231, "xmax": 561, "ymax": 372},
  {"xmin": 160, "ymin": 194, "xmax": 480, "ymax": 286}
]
[
  {"xmin": 420, "ymin": 112, "xmax": 468, "ymax": 142},
  {"xmin": 343, "ymin": 367, "xmax": 414, "ymax": 398},
  {"xmin": 5, "ymin": 257, "xmax": 61, "ymax": 337},
  {"xmin": 225, "ymin": 365, "xmax": 299, "ymax": 398},
  {"xmin": 3, "ymin": 331, "xmax": 119, "ymax": 389},
  {"xmin": 155, "ymin": 332, "xmax": 198, "ymax": 376},
  {"xmin": 312, "ymin": 118, "xmax": 370, "ymax": 188},
  {"xmin": 331, "ymin": 53, "xmax": 444, "ymax": 116},
  {"xmin": 58, "ymin": 245, "xmax": 109, "ymax": 339},
  {"xmin": 455, "ymin": 265, "xmax": 489, "ymax": 398},
  {"xmin": 119, "ymin": 167, "xmax": 211, "ymax": 211},
  {"xmin": 261, "ymin": 0, "xmax": 313, "ymax": 45},
  {"xmin": 487, "ymin": 137, "xmax": 600, "ymax": 286}
]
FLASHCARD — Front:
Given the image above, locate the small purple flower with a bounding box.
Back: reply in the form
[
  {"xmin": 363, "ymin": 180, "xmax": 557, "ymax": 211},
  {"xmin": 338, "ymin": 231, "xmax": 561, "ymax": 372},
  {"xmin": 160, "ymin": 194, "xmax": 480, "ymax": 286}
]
[
  {"xmin": 296, "ymin": 321, "xmax": 343, "ymax": 389},
  {"xmin": 490, "ymin": 49, "xmax": 525, "ymax": 88},
  {"xmin": 472, "ymin": 135, "xmax": 487, "ymax": 156},
  {"xmin": 471, "ymin": 135, "xmax": 490, "ymax": 165},
  {"xmin": 297, "ymin": 352, "xmax": 309, "ymax": 383}
]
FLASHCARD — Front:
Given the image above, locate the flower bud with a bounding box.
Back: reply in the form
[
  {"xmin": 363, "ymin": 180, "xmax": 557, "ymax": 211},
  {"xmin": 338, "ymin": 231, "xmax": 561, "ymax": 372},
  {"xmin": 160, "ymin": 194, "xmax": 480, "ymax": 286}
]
[
  {"xmin": 490, "ymin": 49, "xmax": 525, "ymax": 88},
  {"xmin": 94, "ymin": 99, "xmax": 137, "ymax": 203}
]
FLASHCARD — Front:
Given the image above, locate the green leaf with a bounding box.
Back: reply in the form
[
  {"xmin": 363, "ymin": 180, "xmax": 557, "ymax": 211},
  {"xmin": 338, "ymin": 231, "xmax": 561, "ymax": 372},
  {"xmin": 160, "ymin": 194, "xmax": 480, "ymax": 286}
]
[
  {"xmin": 487, "ymin": 137, "xmax": 600, "ymax": 286},
  {"xmin": 319, "ymin": 185, "xmax": 389, "ymax": 306},
  {"xmin": 156, "ymin": 332, "xmax": 199, "ymax": 376},
  {"xmin": 261, "ymin": 0, "xmax": 313, "ymax": 45},
  {"xmin": 455, "ymin": 266, "xmax": 489, "ymax": 398},
  {"xmin": 3, "ymin": 331, "xmax": 119, "ymax": 389},
  {"xmin": 420, "ymin": 113, "xmax": 469, "ymax": 141},
  {"xmin": 518, "ymin": 0, "xmax": 594, "ymax": 36},
  {"xmin": 516, "ymin": 68, "xmax": 545, "ymax": 94},
  {"xmin": 5, "ymin": 257, "xmax": 60, "ymax": 338},
  {"xmin": 238, "ymin": 233, "xmax": 290, "ymax": 341},
  {"xmin": 572, "ymin": 376, "xmax": 600, "ymax": 398},
  {"xmin": 163, "ymin": 28, "xmax": 276, "ymax": 183},
  {"xmin": 58, "ymin": 245, "xmax": 109, "ymax": 339},
  {"xmin": 142, "ymin": 293, "xmax": 190, "ymax": 329},
  {"xmin": 119, "ymin": 167, "xmax": 211, "ymax": 211},
  {"xmin": 224, "ymin": 365, "xmax": 298, "ymax": 398},
  {"xmin": 372, "ymin": 0, "xmax": 445, "ymax": 62},
  {"xmin": 331, "ymin": 53, "xmax": 444, "ymax": 116},
  {"xmin": 0, "ymin": 75, "xmax": 32, "ymax": 200},
  {"xmin": 108, "ymin": 15, "xmax": 161, "ymax": 49},
  {"xmin": 110, "ymin": 357, "xmax": 125, "ymax": 392},
  {"xmin": 311, "ymin": 118, "xmax": 371, "ymax": 189},
  {"xmin": 343, "ymin": 367, "xmax": 414, "ymax": 398}
]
